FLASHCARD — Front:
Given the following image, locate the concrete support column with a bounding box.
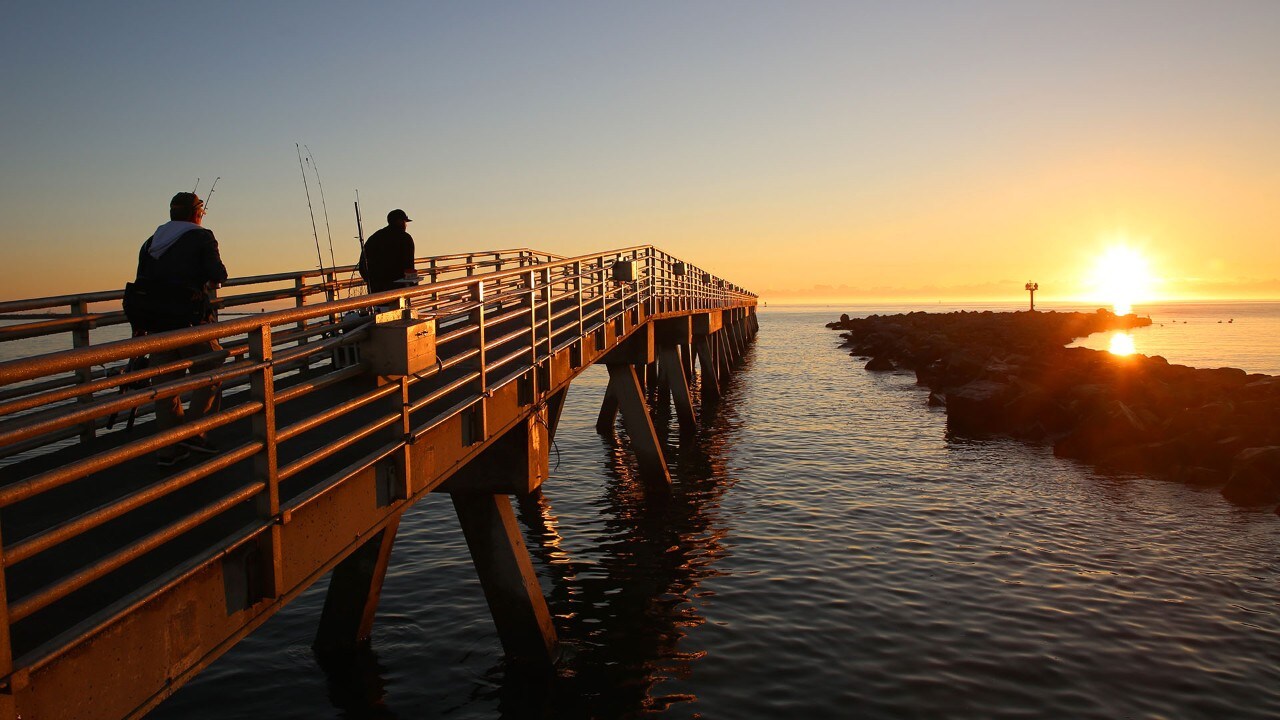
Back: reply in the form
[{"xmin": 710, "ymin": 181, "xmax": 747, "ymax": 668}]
[
  {"xmin": 451, "ymin": 493, "xmax": 559, "ymax": 667},
  {"xmin": 313, "ymin": 515, "xmax": 402, "ymax": 655},
  {"xmin": 606, "ymin": 363, "xmax": 672, "ymax": 488}
]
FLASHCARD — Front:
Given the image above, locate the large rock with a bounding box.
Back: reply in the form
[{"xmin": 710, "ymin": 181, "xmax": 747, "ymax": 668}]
[
  {"xmin": 1222, "ymin": 446, "xmax": 1280, "ymax": 505},
  {"xmin": 945, "ymin": 380, "xmax": 1011, "ymax": 435},
  {"xmin": 865, "ymin": 356, "xmax": 895, "ymax": 371}
]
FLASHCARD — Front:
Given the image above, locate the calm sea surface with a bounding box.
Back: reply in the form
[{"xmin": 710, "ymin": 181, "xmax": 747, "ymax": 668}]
[{"xmin": 11, "ymin": 301, "xmax": 1274, "ymax": 719}]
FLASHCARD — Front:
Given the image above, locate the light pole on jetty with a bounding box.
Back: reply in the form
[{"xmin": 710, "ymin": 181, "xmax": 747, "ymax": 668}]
[{"xmin": 1025, "ymin": 282, "xmax": 1038, "ymax": 311}]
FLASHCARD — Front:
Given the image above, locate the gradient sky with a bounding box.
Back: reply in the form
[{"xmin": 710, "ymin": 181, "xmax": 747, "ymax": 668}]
[{"xmin": 2, "ymin": 1, "xmax": 1278, "ymax": 303}]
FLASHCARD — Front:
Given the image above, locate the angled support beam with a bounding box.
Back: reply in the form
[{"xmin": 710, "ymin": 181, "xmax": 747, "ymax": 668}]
[
  {"xmin": 658, "ymin": 346, "xmax": 697, "ymax": 436},
  {"xmin": 694, "ymin": 335, "xmax": 720, "ymax": 402},
  {"xmin": 606, "ymin": 363, "xmax": 672, "ymax": 488},
  {"xmin": 729, "ymin": 314, "xmax": 745, "ymax": 357},
  {"xmin": 545, "ymin": 386, "xmax": 569, "ymax": 443},
  {"xmin": 595, "ymin": 383, "xmax": 619, "ymax": 434},
  {"xmin": 451, "ymin": 493, "xmax": 559, "ymax": 667},
  {"xmin": 715, "ymin": 331, "xmax": 731, "ymax": 385},
  {"xmin": 313, "ymin": 514, "xmax": 403, "ymax": 656}
]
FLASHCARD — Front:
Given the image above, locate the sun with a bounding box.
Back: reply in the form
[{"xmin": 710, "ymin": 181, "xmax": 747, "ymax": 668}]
[{"xmin": 1087, "ymin": 244, "xmax": 1154, "ymax": 315}]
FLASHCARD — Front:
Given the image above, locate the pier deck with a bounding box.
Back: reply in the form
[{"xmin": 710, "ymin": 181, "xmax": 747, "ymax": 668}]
[{"xmin": 0, "ymin": 246, "xmax": 757, "ymax": 719}]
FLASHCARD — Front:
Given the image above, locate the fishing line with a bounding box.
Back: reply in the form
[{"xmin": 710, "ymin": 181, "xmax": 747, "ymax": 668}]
[
  {"xmin": 296, "ymin": 143, "xmax": 325, "ymax": 273},
  {"xmin": 304, "ymin": 145, "xmax": 336, "ymax": 272}
]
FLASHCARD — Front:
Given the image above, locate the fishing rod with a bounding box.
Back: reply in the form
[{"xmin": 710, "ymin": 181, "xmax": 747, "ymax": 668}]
[
  {"xmin": 349, "ymin": 190, "xmax": 367, "ymax": 297},
  {"xmin": 354, "ymin": 190, "xmax": 366, "ymax": 249},
  {"xmin": 304, "ymin": 145, "xmax": 336, "ymax": 271},
  {"xmin": 296, "ymin": 143, "xmax": 325, "ymax": 274},
  {"xmin": 204, "ymin": 176, "xmax": 220, "ymax": 209}
]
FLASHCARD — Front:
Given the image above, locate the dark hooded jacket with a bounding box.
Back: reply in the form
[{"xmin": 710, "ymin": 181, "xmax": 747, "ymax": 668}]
[{"xmin": 129, "ymin": 222, "xmax": 228, "ymax": 330}]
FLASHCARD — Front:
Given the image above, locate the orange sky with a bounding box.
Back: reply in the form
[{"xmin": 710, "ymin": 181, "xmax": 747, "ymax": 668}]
[{"xmin": 2, "ymin": 3, "xmax": 1278, "ymax": 305}]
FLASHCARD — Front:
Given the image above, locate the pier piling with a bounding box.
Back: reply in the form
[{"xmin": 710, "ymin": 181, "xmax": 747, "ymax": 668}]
[{"xmin": 451, "ymin": 493, "xmax": 559, "ymax": 667}]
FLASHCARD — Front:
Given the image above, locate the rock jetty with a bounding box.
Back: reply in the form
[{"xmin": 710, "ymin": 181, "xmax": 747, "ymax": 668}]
[{"xmin": 827, "ymin": 309, "xmax": 1280, "ymax": 511}]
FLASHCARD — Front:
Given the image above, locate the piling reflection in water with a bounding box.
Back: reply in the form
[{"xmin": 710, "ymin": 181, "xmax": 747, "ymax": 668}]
[{"xmin": 459, "ymin": 348, "xmax": 752, "ymax": 717}]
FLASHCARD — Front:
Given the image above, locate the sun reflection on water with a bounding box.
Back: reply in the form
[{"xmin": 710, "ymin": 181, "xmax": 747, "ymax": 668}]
[{"xmin": 1108, "ymin": 331, "xmax": 1136, "ymax": 356}]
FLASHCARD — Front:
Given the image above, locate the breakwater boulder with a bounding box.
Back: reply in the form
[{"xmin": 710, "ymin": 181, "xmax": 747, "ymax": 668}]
[{"xmin": 827, "ymin": 309, "xmax": 1280, "ymax": 510}]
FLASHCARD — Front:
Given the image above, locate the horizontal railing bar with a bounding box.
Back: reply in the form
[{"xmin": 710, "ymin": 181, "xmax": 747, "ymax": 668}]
[
  {"xmin": 410, "ymin": 395, "xmax": 483, "ymax": 442},
  {"xmin": 0, "ymin": 340, "xmax": 235, "ymax": 418},
  {"xmin": 273, "ymin": 363, "xmax": 368, "ymax": 406},
  {"xmin": 435, "ymin": 322, "xmax": 480, "ymax": 346},
  {"xmin": 277, "ymin": 411, "xmax": 400, "ymax": 483},
  {"xmin": 408, "ymin": 371, "xmax": 481, "ymax": 415},
  {"xmin": 277, "ymin": 382, "xmax": 400, "ymax": 444},
  {"xmin": 484, "ymin": 347, "xmax": 528, "ymax": 377},
  {"xmin": 270, "ymin": 325, "xmax": 369, "ymax": 367},
  {"xmin": 438, "ymin": 347, "xmax": 480, "ymax": 374},
  {"xmin": 8, "ymin": 479, "xmax": 265, "ymax": 623},
  {"xmin": 484, "ymin": 326, "xmax": 532, "ymax": 354},
  {"xmin": 0, "ymin": 313, "xmax": 129, "ymax": 343},
  {"xmin": 5, "ymin": 440, "xmax": 264, "ymax": 567},
  {"xmin": 0, "ymin": 361, "xmax": 265, "ymax": 448},
  {"xmin": 0, "ymin": 401, "xmax": 262, "ymax": 508}
]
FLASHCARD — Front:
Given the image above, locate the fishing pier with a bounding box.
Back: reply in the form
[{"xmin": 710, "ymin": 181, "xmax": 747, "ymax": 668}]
[{"xmin": 0, "ymin": 247, "xmax": 757, "ymax": 719}]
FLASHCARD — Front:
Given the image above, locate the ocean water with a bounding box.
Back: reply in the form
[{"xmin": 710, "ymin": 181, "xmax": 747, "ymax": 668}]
[{"xmin": 145, "ymin": 303, "xmax": 1280, "ymax": 719}]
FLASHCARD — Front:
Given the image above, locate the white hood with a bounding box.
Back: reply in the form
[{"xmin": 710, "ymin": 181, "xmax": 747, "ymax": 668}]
[{"xmin": 147, "ymin": 221, "xmax": 202, "ymax": 258}]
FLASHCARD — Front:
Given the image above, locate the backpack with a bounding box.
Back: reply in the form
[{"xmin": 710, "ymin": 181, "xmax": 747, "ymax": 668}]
[{"xmin": 123, "ymin": 277, "xmax": 208, "ymax": 332}]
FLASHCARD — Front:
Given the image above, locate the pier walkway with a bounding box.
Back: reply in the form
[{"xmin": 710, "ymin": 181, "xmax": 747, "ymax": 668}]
[{"xmin": 0, "ymin": 247, "xmax": 757, "ymax": 719}]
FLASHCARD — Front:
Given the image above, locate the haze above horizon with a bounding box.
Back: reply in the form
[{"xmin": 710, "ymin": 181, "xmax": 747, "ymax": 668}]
[{"xmin": 2, "ymin": 2, "xmax": 1278, "ymax": 305}]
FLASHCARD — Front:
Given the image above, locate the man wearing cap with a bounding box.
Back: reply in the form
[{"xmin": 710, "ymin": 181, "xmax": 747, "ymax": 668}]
[
  {"xmin": 359, "ymin": 208, "xmax": 416, "ymax": 293},
  {"xmin": 131, "ymin": 191, "xmax": 229, "ymax": 466}
]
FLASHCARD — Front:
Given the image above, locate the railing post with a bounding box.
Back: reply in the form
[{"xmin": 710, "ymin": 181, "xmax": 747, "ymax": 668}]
[
  {"xmin": 0, "ymin": 521, "xmax": 14, "ymax": 715},
  {"xmin": 249, "ymin": 323, "xmax": 283, "ymax": 599},
  {"xmin": 429, "ymin": 258, "xmax": 439, "ymax": 306},
  {"xmin": 70, "ymin": 298, "xmax": 95, "ymax": 443},
  {"xmin": 541, "ymin": 268, "xmax": 553, "ymax": 371},
  {"xmin": 525, "ymin": 270, "xmax": 538, "ymax": 391},
  {"xmin": 599, "ymin": 258, "xmax": 609, "ymax": 329},
  {"xmin": 469, "ymin": 281, "xmax": 487, "ymax": 444},
  {"xmin": 293, "ymin": 276, "xmax": 310, "ymax": 371},
  {"xmin": 572, "ymin": 261, "xmax": 585, "ymax": 367},
  {"xmin": 323, "ymin": 270, "xmax": 337, "ymax": 327}
]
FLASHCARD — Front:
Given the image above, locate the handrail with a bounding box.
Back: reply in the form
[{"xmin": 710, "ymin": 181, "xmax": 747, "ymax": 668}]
[{"xmin": 0, "ymin": 246, "xmax": 753, "ymax": 386}]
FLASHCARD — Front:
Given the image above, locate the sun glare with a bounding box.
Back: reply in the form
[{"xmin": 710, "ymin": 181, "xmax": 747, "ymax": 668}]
[
  {"xmin": 1088, "ymin": 244, "xmax": 1153, "ymax": 315},
  {"xmin": 1108, "ymin": 331, "xmax": 1136, "ymax": 356}
]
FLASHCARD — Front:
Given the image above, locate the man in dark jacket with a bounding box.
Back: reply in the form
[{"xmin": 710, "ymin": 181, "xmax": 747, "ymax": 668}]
[
  {"xmin": 135, "ymin": 191, "xmax": 229, "ymax": 466},
  {"xmin": 359, "ymin": 208, "xmax": 416, "ymax": 293}
]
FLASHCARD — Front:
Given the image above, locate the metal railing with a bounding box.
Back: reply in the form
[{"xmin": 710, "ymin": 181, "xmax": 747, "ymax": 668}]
[{"xmin": 0, "ymin": 245, "xmax": 754, "ymax": 678}]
